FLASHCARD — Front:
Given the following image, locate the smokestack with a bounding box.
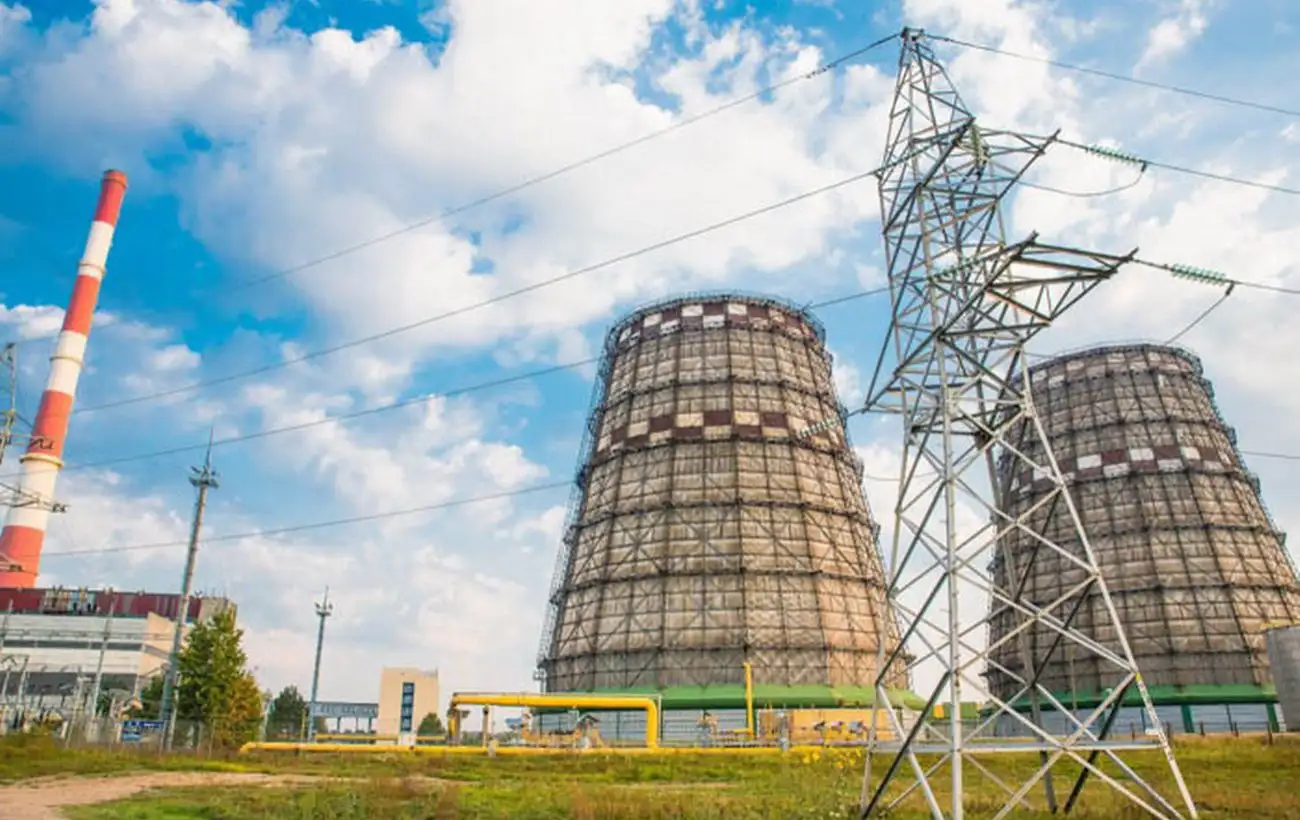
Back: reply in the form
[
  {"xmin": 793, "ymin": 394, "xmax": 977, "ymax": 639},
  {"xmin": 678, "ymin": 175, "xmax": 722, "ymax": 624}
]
[{"xmin": 0, "ymin": 170, "xmax": 127, "ymax": 588}]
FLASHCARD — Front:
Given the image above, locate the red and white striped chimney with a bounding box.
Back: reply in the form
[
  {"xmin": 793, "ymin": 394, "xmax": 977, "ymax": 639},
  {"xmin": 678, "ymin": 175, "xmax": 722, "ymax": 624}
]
[{"xmin": 0, "ymin": 169, "xmax": 128, "ymax": 588}]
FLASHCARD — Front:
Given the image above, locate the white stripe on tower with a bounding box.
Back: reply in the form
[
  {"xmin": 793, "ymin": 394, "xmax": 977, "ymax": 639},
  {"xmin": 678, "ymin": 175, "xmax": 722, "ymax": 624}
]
[{"xmin": 0, "ymin": 170, "xmax": 128, "ymax": 588}]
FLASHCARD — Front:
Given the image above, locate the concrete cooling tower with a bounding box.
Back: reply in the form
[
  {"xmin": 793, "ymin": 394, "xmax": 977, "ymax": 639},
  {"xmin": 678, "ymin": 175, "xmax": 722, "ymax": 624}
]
[
  {"xmin": 536, "ymin": 294, "xmax": 908, "ymax": 705},
  {"xmin": 989, "ymin": 343, "xmax": 1300, "ymax": 732}
]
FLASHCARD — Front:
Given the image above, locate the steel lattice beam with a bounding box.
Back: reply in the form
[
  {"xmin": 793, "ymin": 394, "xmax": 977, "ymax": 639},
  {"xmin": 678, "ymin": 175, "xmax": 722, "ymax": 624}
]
[{"xmin": 858, "ymin": 29, "xmax": 1198, "ymax": 820}]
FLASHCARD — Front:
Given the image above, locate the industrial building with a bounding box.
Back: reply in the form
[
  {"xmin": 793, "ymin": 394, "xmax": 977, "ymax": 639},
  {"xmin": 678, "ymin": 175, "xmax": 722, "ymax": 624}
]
[
  {"xmin": 0, "ymin": 586, "xmax": 235, "ymax": 711},
  {"xmin": 377, "ymin": 666, "xmax": 439, "ymax": 737},
  {"xmin": 989, "ymin": 343, "xmax": 1300, "ymax": 734},
  {"xmin": 535, "ymin": 294, "xmax": 913, "ymax": 740},
  {"xmin": 1266, "ymin": 624, "xmax": 1300, "ymax": 731}
]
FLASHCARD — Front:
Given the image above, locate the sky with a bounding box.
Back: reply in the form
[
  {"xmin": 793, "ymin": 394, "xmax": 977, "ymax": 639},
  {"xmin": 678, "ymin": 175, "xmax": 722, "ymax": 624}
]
[{"xmin": 0, "ymin": 0, "xmax": 1297, "ymax": 710}]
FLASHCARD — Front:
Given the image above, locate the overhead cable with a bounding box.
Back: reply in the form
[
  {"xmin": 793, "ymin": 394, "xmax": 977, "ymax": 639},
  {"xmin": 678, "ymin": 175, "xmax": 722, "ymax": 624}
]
[
  {"xmin": 931, "ymin": 34, "xmax": 1300, "ymax": 119},
  {"xmin": 0, "ymin": 286, "xmax": 891, "ymax": 479},
  {"xmin": 1059, "ymin": 138, "xmax": 1300, "ymax": 197},
  {"xmin": 39, "ymin": 441, "xmax": 1300, "ymax": 559},
  {"xmin": 1135, "ymin": 259, "xmax": 1300, "ymax": 296},
  {"xmin": 1242, "ymin": 449, "xmax": 1300, "ymax": 462},
  {"xmin": 224, "ymin": 33, "xmax": 901, "ymax": 293},
  {"xmin": 1165, "ymin": 288, "xmax": 1233, "ymax": 345},
  {"xmin": 71, "ymin": 158, "xmax": 922, "ymax": 417},
  {"xmin": 40, "ymin": 481, "xmax": 573, "ymax": 558},
  {"xmin": 65, "ymin": 138, "xmax": 1296, "ymax": 417},
  {"xmin": 1018, "ymin": 166, "xmax": 1146, "ymax": 199}
]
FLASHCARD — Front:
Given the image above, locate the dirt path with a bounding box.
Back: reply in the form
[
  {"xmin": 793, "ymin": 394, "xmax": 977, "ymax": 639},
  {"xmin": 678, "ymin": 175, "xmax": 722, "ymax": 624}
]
[{"xmin": 0, "ymin": 771, "xmax": 335, "ymax": 820}]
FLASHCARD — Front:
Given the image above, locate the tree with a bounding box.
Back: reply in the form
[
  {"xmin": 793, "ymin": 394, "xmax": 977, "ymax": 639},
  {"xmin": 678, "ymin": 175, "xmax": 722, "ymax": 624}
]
[
  {"xmin": 211, "ymin": 672, "xmax": 266, "ymax": 750},
  {"xmin": 173, "ymin": 609, "xmax": 264, "ymax": 749},
  {"xmin": 128, "ymin": 676, "xmax": 164, "ymax": 719},
  {"xmin": 267, "ymin": 685, "xmax": 324, "ymax": 739},
  {"xmin": 266, "ymin": 685, "xmax": 307, "ymax": 739},
  {"xmin": 417, "ymin": 712, "xmax": 445, "ymax": 736}
]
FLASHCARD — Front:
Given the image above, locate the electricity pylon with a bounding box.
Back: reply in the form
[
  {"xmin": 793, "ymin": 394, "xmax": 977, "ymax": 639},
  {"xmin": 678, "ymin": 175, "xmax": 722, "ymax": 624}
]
[{"xmin": 858, "ymin": 30, "xmax": 1197, "ymax": 819}]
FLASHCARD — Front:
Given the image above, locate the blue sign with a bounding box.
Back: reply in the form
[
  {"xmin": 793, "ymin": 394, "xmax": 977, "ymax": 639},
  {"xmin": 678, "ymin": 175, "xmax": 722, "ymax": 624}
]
[
  {"xmin": 121, "ymin": 719, "xmax": 166, "ymax": 743},
  {"xmin": 310, "ymin": 701, "xmax": 378, "ymax": 719}
]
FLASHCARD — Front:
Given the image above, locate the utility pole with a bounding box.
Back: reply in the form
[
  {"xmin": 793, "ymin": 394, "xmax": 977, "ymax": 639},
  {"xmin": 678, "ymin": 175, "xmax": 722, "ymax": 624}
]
[
  {"xmin": 160, "ymin": 435, "xmax": 218, "ymax": 750},
  {"xmin": 86, "ymin": 601, "xmax": 116, "ymax": 739},
  {"xmin": 307, "ymin": 587, "xmax": 332, "ymax": 743},
  {"xmin": 0, "ymin": 600, "xmax": 10, "ymax": 712}
]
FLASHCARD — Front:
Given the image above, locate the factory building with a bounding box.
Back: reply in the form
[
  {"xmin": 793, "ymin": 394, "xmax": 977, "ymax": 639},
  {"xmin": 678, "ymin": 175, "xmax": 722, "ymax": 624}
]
[
  {"xmin": 0, "ymin": 586, "xmax": 235, "ymax": 711},
  {"xmin": 989, "ymin": 344, "xmax": 1300, "ymax": 734},
  {"xmin": 536, "ymin": 294, "xmax": 915, "ymax": 741}
]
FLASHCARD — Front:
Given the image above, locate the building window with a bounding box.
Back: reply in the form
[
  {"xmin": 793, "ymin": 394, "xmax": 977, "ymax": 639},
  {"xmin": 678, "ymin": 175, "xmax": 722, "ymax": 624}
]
[{"xmin": 400, "ymin": 682, "xmax": 415, "ymax": 732}]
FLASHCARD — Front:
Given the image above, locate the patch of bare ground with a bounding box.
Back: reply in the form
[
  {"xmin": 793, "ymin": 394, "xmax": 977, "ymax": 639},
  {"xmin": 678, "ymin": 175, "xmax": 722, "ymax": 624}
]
[{"xmin": 0, "ymin": 772, "xmax": 352, "ymax": 820}]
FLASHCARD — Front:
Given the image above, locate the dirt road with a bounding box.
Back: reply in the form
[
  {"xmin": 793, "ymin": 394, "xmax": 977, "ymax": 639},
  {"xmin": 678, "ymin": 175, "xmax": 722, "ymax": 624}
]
[{"xmin": 0, "ymin": 771, "xmax": 330, "ymax": 820}]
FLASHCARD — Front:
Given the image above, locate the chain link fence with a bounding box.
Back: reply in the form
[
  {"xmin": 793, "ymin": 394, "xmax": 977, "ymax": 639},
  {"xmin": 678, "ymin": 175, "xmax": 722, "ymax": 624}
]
[{"xmin": 0, "ymin": 708, "xmax": 254, "ymax": 755}]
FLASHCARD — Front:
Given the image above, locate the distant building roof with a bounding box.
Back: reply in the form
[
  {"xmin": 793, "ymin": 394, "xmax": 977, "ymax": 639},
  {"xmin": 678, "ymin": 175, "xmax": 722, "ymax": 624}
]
[{"xmin": 0, "ymin": 586, "xmax": 235, "ymax": 622}]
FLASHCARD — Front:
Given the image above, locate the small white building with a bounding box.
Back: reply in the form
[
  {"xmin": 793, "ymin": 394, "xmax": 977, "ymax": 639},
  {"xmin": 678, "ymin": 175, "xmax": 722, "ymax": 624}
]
[{"xmin": 377, "ymin": 666, "xmax": 440, "ymax": 738}]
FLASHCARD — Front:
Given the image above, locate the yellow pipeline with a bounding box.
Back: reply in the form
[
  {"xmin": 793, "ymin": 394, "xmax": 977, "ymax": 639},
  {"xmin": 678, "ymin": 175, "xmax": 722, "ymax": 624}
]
[
  {"xmin": 448, "ymin": 691, "xmax": 661, "ymax": 749},
  {"xmin": 240, "ymin": 742, "xmax": 839, "ymax": 756},
  {"xmin": 314, "ymin": 734, "xmax": 446, "ymax": 742}
]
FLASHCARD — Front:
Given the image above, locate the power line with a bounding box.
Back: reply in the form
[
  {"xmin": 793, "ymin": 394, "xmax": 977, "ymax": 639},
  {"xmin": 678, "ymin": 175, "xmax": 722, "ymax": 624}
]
[
  {"xmin": 71, "ymin": 160, "xmax": 917, "ymax": 417},
  {"xmin": 931, "ymin": 34, "xmax": 1300, "ymax": 119},
  {"xmin": 32, "ymin": 359, "xmax": 599, "ymax": 476},
  {"xmin": 37, "ymin": 440, "xmax": 1300, "ymax": 560},
  {"xmin": 1058, "ymin": 138, "xmax": 1300, "ymax": 197},
  {"xmin": 9, "ymin": 333, "xmax": 58, "ymax": 349},
  {"xmin": 65, "ymin": 138, "xmax": 1299, "ymax": 418},
  {"xmin": 1165, "ymin": 288, "xmax": 1233, "ymax": 345},
  {"xmin": 1243, "ymin": 449, "xmax": 1300, "ymax": 462},
  {"xmin": 1018, "ymin": 167, "xmax": 1147, "ymax": 199},
  {"xmin": 0, "ymin": 286, "xmax": 892, "ymax": 479},
  {"xmin": 1132, "ymin": 258, "xmax": 1300, "ymax": 296},
  {"xmin": 223, "ymin": 33, "xmax": 901, "ymax": 293},
  {"xmin": 40, "ymin": 481, "xmax": 572, "ymax": 558}
]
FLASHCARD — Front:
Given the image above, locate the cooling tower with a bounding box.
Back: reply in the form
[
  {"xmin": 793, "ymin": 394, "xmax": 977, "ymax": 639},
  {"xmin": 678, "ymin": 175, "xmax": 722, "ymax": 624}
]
[
  {"xmin": 988, "ymin": 343, "xmax": 1300, "ymax": 704},
  {"xmin": 537, "ymin": 294, "xmax": 907, "ymax": 695}
]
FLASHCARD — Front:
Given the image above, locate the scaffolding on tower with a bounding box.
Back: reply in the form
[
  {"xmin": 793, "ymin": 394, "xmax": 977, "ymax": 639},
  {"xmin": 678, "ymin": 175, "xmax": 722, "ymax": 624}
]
[{"xmin": 856, "ymin": 29, "xmax": 1197, "ymax": 819}]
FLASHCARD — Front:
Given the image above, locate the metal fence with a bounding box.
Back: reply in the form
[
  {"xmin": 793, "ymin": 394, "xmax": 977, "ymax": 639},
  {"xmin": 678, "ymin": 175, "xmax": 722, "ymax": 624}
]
[{"xmin": 0, "ymin": 710, "xmax": 250, "ymax": 754}]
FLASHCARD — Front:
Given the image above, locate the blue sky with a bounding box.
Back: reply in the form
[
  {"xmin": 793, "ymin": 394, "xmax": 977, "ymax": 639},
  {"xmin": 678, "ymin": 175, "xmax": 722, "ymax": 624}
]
[{"xmin": 0, "ymin": 0, "xmax": 1298, "ymax": 704}]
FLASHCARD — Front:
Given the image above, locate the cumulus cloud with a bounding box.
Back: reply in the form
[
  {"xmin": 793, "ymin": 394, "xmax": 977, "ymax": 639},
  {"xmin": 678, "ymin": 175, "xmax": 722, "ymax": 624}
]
[
  {"xmin": 0, "ymin": 0, "xmax": 897, "ymax": 399},
  {"xmin": 1138, "ymin": 0, "xmax": 1212, "ymax": 69}
]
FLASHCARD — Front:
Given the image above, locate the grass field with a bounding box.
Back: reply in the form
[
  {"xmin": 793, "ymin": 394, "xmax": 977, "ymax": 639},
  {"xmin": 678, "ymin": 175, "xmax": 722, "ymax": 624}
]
[{"xmin": 0, "ymin": 735, "xmax": 1296, "ymax": 818}]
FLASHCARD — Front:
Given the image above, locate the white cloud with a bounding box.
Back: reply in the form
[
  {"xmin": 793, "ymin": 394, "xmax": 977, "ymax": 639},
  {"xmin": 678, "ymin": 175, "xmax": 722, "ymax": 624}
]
[
  {"xmin": 0, "ymin": 0, "xmax": 900, "ymax": 397},
  {"xmin": 1138, "ymin": 0, "xmax": 1212, "ymax": 69},
  {"xmin": 829, "ymin": 345, "xmax": 864, "ymax": 407}
]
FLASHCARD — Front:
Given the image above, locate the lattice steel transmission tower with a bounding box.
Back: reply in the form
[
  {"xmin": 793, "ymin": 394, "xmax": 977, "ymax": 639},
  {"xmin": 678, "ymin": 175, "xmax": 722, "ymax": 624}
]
[{"xmin": 858, "ymin": 30, "xmax": 1197, "ymax": 819}]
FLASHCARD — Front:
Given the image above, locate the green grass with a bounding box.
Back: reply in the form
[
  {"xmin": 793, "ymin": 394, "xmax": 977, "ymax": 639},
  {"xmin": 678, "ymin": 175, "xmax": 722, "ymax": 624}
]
[
  {"xmin": 0, "ymin": 734, "xmax": 259, "ymax": 782},
  {"xmin": 3, "ymin": 734, "xmax": 1295, "ymax": 818}
]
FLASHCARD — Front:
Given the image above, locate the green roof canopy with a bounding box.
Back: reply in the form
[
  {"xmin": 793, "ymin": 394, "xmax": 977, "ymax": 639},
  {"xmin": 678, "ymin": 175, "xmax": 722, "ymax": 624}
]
[{"xmin": 541, "ymin": 684, "xmax": 927, "ymax": 712}]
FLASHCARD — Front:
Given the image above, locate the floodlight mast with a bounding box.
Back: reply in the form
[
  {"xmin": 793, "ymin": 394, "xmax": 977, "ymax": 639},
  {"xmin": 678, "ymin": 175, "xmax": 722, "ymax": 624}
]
[{"xmin": 858, "ymin": 29, "xmax": 1198, "ymax": 820}]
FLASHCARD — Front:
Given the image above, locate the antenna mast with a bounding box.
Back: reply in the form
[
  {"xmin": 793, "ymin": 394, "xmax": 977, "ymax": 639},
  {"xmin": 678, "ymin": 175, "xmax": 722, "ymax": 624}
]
[{"xmin": 858, "ymin": 29, "xmax": 1197, "ymax": 819}]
